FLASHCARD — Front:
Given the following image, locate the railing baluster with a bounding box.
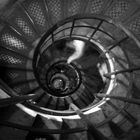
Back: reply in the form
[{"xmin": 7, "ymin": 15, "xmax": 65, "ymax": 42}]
[
  {"xmin": 100, "ymin": 36, "xmax": 129, "ymax": 57},
  {"xmin": 104, "ymin": 66, "xmax": 140, "ymax": 78},
  {"xmin": 55, "ymin": 98, "xmax": 60, "ymax": 110},
  {"xmin": 97, "ymin": 93, "xmax": 140, "ymax": 105},
  {"xmin": 89, "ymin": 20, "xmax": 104, "ymax": 41},
  {"xmin": 70, "ymin": 19, "xmax": 75, "ymax": 38},
  {"xmin": 45, "ymin": 96, "xmax": 52, "ymax": 108},
  {"xmin": 108, "ymin": 36, "xmax": 129, "ymax": 51},
  {"xmin": 52, "ymin": 32, "xmax": 54, "ymax": 43},
  {"xmin": 0, "ymin": 94, "xmax": 38, "ymax": 108}
]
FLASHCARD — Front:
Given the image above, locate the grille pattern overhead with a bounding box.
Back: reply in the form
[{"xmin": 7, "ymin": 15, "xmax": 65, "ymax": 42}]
[
  {"xmin": 65, "ymin": 0, "xmax": 86, "ymax": 17},
  {"xmin": 46, "ymin": 0, "xmax": 63, "ymax": 24},
  {"xmin": 1, "ymin": 33, "xmax": 26, "ymax": 50},
  {"xmin": 7, "ymin": 71, "xmax": 19, "ymax": 80},
  {"xmin": 126, "ymin": 11, "xmax": 140, "ymax": 34},
  {"xmin": 8, "ymin": 7, "xmax": 38, "ymax": 42},
  {"xmin": 68, "ymin": 0, "xmax": 81, "ymax": 15},
  {"xmin": 23, "ymin": 0, "xmax": 49, "ymax": 33},
  {"xmin": 0, "ymin": 53, "xmax": 22, "ymax": 65},
  {"xmin": 87, "ymin": 0, "xmax": 104, "ymax": 14},
  {"xmin": 28, "ymin": 1, "xmax": 46, "ymax": 27},
  {"xmin": 106, "ymin": 0, "xmax": 129, "ymax": 18},
  {"xmin": 105, "ymin": 0, "xmax": 138, "ymax": 21},
  {"xmin": 16, "ymin": 17, "xmax": 34, "ymax": 37}
]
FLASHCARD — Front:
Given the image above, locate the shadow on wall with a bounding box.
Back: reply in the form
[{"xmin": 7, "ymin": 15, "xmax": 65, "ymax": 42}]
[
  {"xmin": 0, "ymin": 0, "xmax": 10, "ymax": 9},
  {"xmin": 0, "ymin": 0, "xmax": 17, "ymax": 16},
  {"xmin": 136, "ymin": 0, "xmax": 140, "ymax": 5}
]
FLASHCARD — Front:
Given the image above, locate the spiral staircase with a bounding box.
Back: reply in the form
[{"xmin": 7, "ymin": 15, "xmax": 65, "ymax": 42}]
[{"xmin": 0, "ymin": 0, "xmax": 140, "ymax": 139}]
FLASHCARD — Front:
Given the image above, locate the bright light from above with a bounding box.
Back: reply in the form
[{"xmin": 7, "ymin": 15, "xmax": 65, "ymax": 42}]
[
  {"xmin": 97, "ymin": 62, "xmax": 108, "ymax": 83},
  {"xmin": 67, "ymin": 40, "xmax": 85, "ymax": 64}
]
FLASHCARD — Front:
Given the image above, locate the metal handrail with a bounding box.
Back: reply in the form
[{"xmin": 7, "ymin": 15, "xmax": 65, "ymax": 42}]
[
  {"xmin": 0, "ymin": 78, "xmax": 40, "ymax": 107},
  {"xmin": 97, "ymin": 93, "xmax": 140, "ymax": 105},
  {"xmin": 0, "ymin": 120, "xmax": 87, "ymax": 134}
]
